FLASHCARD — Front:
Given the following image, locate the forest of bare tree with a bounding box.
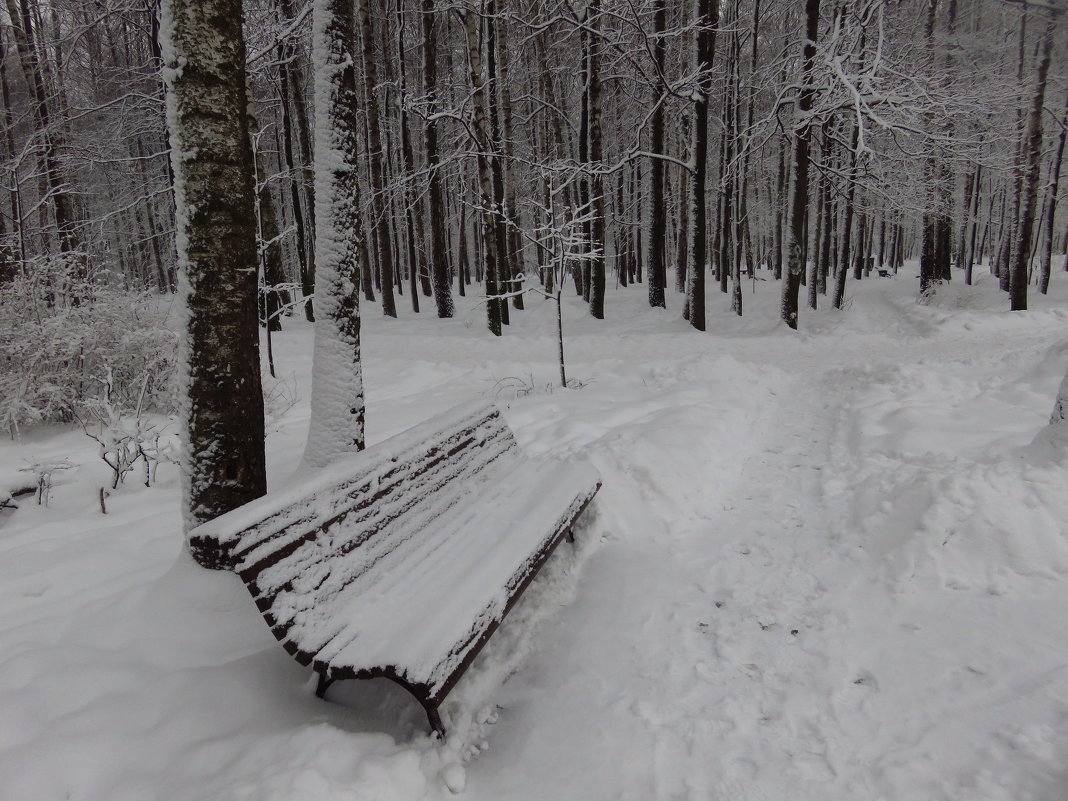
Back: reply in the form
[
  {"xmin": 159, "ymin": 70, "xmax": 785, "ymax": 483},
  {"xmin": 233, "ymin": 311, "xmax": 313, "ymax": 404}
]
[
  {"xmin": 1, "ymin": 0, "xmax": 1065, "ymax": 440},
  {"xmin": 6, "ymin": 4, "xmax": 1068, "ymax": 796}
]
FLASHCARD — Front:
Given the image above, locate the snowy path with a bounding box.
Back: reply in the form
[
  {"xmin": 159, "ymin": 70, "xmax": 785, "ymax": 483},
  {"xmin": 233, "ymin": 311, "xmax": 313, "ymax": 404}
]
[{"xmin": 463, "ymin": 336, "xmax": 850, "ymax": 801}]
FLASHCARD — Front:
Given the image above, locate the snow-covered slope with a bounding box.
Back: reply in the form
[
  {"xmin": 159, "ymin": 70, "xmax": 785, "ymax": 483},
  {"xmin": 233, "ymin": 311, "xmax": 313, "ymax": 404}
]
[{"xmin": 2, "ymin": 269, "xmax": 1068, "ymax": 800}]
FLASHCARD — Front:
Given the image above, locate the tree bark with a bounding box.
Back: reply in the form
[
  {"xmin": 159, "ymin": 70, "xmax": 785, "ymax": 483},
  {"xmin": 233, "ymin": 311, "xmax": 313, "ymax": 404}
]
[
  {"xmin": 5, "ymin": 0, "xmax": 80, "ymax": 255},
  {"xmin": 464, "ymin": 0, "xmax": 502, "ymax": 335},
  {"xmin": 278, "ymin": 0, "xmax": 317, "ymax": 321},
  {"xmin": 1009, "ymin": 12, "xmax": 1055, "ymax": 311},
  {"xmin": 780, "ymin": 0, "xmax": 819, "ymax": 329},
  {"xmin": 587, "ymin": 0, "xmax": 606, "ymax": 319},
  {"xmin": 422, "ymin": 0, "xmax": 454, "ymax": 317},
  {"xmin": 646, "ymin": 0, "xmax": 668, "ymax": 309},
  {"xmin": 358, "ymin": 0, "xmax": 398, "ymax": 317},
  {"xmin": 832, "ymin": 121, "xmax": 859, "ymax": 310},
  {"xmin": 686, "ymin": 0, "xmax": 719, "ymax": 331},
  {"xmin": 161, "ymin": 0, "xmax": 266, "ymax": 567},
  {"xmin": 1038, "ymin": 91, "xmax": 1067, "ymax": 294}
]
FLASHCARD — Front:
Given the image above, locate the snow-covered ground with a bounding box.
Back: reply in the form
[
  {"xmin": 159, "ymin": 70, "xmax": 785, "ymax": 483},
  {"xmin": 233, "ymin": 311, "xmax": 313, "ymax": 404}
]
[{"xmin": 3, "ymin": 266, "xmax": 1068, "ymax": 800}]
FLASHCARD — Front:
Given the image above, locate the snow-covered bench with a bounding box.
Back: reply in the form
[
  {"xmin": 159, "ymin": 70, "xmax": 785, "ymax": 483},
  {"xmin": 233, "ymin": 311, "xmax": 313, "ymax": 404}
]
[{"xmin": 189, "ymin": 400, "xmax": 601, "ymax": 736}]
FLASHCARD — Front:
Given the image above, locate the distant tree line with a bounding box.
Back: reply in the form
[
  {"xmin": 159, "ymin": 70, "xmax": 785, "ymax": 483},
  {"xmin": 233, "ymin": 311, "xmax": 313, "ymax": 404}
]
[{"xmin": 0, "ymin": 0, "xmax": 1065, "ymax": 327}]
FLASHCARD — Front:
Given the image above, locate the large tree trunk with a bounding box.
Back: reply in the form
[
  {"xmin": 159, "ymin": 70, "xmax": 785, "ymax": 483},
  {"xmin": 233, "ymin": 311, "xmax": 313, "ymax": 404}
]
[{"xmin": 161, "ymin": 0, "xmax": 266, "ymax": 567}]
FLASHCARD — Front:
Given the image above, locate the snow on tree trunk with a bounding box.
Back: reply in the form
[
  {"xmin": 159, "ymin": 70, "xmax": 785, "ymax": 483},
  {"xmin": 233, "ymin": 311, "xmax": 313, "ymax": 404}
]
[
  {"xmin": 1051, "ymin": 370, "xmax": 1068, "ymax": 427},
  {"xmin": 302, "ymin": 0, "xmax": 366, "ymax": 468},
  {"xmin": 161, "ymin": 0, "xmax": 267, "ymax": 568}
]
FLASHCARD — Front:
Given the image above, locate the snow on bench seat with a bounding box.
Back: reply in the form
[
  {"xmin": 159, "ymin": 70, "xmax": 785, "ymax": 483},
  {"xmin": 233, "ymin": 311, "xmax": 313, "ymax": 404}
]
[{"xmin": 189, "ymin": 400, "xmax": 601, "ymax": 735}]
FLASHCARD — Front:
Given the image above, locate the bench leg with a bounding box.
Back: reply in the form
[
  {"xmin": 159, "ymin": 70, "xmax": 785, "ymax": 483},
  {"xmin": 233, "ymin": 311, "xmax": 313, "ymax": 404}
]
[
  {"xmin": 423, "ymin": 703, "xmax": 446, "ymax": 739},
  {"xmin": 315, "ymin": 672, "xmax": 335, "ymax": 699},
  {"xmin": 566, "ymin": 526, "xmax": 575, "ymax": 544}
]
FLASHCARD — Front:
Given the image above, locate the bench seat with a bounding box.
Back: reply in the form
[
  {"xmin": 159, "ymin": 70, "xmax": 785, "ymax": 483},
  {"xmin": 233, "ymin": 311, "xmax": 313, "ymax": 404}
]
[{"xmin": 190, "ymin": 400, "xmax": 601, "ymax": 734}]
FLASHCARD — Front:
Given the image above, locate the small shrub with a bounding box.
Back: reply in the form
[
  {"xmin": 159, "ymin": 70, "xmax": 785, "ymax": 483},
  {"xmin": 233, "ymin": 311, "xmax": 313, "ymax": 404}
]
[{"xmin": 16, "ymin": 459, "xmax": 74, "ymax": 506}]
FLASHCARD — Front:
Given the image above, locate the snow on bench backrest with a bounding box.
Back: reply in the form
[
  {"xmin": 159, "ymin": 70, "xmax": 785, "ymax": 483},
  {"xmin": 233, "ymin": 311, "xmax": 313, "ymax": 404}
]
[{"xmin": 188, "ymin": 400, "xmax": 517, "ymax": 590}]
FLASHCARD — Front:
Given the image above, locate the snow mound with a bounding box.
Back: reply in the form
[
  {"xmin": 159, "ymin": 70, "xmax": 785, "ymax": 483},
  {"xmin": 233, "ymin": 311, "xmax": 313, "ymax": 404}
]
[{"xmin": 207, "ymin": 726, "xmax": 428, "ymax": 801}]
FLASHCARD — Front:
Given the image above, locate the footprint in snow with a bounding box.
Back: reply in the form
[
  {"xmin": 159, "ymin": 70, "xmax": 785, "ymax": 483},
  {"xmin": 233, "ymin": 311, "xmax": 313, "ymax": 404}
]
[{"xmin": 833, "ymin": 670, "xmax": 881, "ymax": 714}]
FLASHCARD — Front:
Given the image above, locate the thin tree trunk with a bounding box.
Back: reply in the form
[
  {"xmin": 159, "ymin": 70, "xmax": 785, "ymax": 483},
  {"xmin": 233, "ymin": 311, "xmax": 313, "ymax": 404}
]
[
  {"xmin": 277, "ymin": 42, "xmax": 312, "ymax": 316},
  {"xmin": 587, "ymin": 0, "xmax": 605, "ymax": 319},
  {"xmin": 483, "ymin": 0, "xmax": 511, "ymax": 325},
  {"xmin": 358, "ymin": 0, "xmax": 397, "ymax": 317},
  {"xmin": 686, "ymin": 0, "xmax": 719, "ymax": 331},
  {"xmin": 422, "ymin": 0, "xmax": 454, "ymax": 316},
  {"xmin": 278, "ymin": 0, "xmax": 316, "ymax": 320},
  {"xmin": 1009, "ymin": 11, "xmax": 1055, "ymax": 311},
  {"xmin": 394, "ymin": 8, "xmax": 423, "ymax": 313},
  {"xmin": 464, "ymin": 0, "xmax": 502, "ymax": 335},
  {"xmin": 6, "ymin": 0, "xmax": 79, "ymax": 254},
  {"xmin": 780, "ymin": 0, "xmax": 819, "ymax": 329},
  {"xmin": 965, "ymin": 163, "xmax": 982, "ymax": 284},
  {"xmin": 647, "ymin": 0, "xmax": 668, "ymax": 309},
  {"xmin": 832, "ymin": 120, "xmax": 859, "ymax": 310},
  {"xmin": 1039, "ymin": 90, "xmax": 1067, "ymax": 294},
  {"xmin": 248, "ymin": 104, "xmax": 284, "ymax": 333}
]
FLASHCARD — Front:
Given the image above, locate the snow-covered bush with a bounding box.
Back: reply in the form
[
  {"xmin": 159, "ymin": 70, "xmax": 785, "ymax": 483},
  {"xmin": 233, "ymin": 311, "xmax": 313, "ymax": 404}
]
[
  {"xmin": 16, "ymin": 459, "xmax": 74, "ymax": 506},
  {"xmin": 0, "ymin": 255, "xmax": 179, "ymax": 436},
  {"xmin": 83, "ymin": 398, "xmax": 177, "ymax": 490}
]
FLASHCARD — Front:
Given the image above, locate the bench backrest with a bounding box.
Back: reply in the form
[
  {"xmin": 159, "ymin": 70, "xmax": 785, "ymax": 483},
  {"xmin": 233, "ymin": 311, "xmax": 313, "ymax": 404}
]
[{"xmin": 189, "ymin": 401, "xmax": 518, "ymax": 634}]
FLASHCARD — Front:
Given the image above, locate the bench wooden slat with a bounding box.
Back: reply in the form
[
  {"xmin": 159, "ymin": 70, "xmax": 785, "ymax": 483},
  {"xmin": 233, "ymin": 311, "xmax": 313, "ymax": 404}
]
[
  {"xmin": 192, "ymin": 401, "xmax": 514, "ymax": 569},
  {"xmin": 246, "ymin": 446, "xmax": 525, "ymax": 632},
  {"xmin": 236, "ymin": 422, "xmax": 516, "ymax": 575},
  {"xmin": 245, "ymin": 432, "xmax": 519, "ymax": 614}
]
